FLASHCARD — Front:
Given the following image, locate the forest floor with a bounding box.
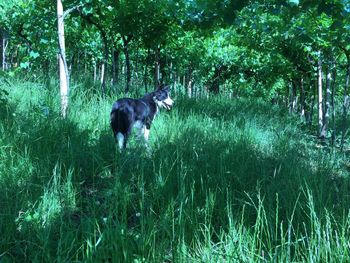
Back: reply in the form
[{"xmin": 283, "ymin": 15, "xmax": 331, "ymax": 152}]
[{"xmin": 1, "ymin": 78, "xmax": 350, "ymax": 262}]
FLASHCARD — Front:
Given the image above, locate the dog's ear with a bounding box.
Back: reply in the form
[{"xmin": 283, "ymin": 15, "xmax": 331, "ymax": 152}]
[
  {"xmin": 163, "ymin": 85, "xmax": 170, "ymax": 92},
  {"xmin": 155, "ymin": 81, "xmax": 163, "ymax": 91}
]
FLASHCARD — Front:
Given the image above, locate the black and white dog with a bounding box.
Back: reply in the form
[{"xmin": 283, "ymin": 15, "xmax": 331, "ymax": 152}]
[{"xmin": 110, "ymin": 85, "xmax": 174, "ymax": 150}]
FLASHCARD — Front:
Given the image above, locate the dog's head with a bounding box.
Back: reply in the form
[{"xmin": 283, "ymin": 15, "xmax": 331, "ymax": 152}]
[{"xmin": 153, "ymin": 85, "xmax": 174, "ymax": 110}]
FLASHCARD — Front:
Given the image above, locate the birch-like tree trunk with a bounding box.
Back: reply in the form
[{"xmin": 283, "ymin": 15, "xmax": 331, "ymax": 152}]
[
  {"xmin": 1, "ymin": 34, "xmax": 8, "ymax": 71},
  {"xmin": 331, "ymin": 62, "xmax": 337, "ymax": 146},
  {"xmin": 154, "ymin": 46, "xmax": 160, "ymax": 88},
  {"xmin": 300, "ymin": 76, "xmax": 305, "ymax": 118},
  {"xmin": 318, "ymin": 55, "xmax": 324, "ymax": 135},
  {"xmin": 57, "ymin": 0, "xmax": 69, "ymax": 118},
  {"xmin": 320, "ymin": 65, "xmax": 332, "ymax": 139},
  {"xmin": 341, "ymin": 53, "xmax": 350, "ymax": 149}
]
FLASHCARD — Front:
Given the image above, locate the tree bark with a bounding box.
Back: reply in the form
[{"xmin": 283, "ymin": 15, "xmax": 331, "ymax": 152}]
[
  {"xmin": 154, "ymin": 46, "xmax": 160, "ymax": 87},
  {"xmin": 143, "ymin": 48, "xmax": 150, "ymax": 92},
  {"xmin": 57, "ymin": 0, "xmax": 69, "ymax": 118},
  {"xmin": 331, "ymin": 61, "xmax": 337, "ymax": 146},
  {"xmin": 309, "ymin": 78, "xmax": 317, "ymax": 129},
  {"xmin": 341, "ymin": 52, "xmax": 350, "ymax": 150},
  {"xmin": 2, "ymin": 37, "xmax": 8, "ymax": 70},
  {"xmin": 112, "ymin": 48, "xmax": 120, "ymax": 90},
  {"xmin": 320, "ymin": 64, "xmax": 332, "ymax": 139},
  {"xmin": 300, "ymin": 76, "xmax": 306, "ymax": 119},
  {"xmin": 318, "ymin": 55, "xmax": 324, "ymax": 135},
  {"xmin": 100, "ymin": 31, "xmax": 108, "ymax": 96},
  {"xmin": 122, "ymin": 35, "xmax": 132, "ymax": 93}
]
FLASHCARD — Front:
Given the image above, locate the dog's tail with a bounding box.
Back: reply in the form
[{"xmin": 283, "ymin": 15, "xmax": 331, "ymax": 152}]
[{"xmin": 110, "ymin": 108, "xmax": 129, "ymax": 136}]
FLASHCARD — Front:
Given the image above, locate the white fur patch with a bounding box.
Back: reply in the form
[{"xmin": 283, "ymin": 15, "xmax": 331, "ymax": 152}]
[
  {"xmin": 116, "ymin": 133, "xmax": 125, "ymax": 150},
  {"xmin": 133, "ymin": 120, "xmax": 143, "ymax": 129},
  {"xmin": 144, "ymin": 128, "xmax": 150, "ymax": 141},
  {"xmin": 164, "ymin": 96, "xmax": 174, "ymax": 107}
]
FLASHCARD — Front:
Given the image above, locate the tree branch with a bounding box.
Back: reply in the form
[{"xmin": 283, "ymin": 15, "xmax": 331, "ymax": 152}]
[{"xmin": 63, "ymin": 3, "xmax": 85, "ymax": 19}]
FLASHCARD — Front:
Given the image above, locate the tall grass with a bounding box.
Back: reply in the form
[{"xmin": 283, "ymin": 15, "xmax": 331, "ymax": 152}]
[{"xmin": 0, "ymin": 77, "xmax": 350, "ymax": 262}]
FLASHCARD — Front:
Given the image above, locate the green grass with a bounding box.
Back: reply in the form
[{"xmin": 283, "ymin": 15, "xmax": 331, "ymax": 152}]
[{"xmin": 1, "ymin": 77, "xmax": 350, "ymax": 262}]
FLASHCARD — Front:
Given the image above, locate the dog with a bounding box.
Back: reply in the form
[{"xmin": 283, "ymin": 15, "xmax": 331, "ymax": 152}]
[{"xmin": 110, "ymin": 85, "xmax": 174, "ymax": 150}]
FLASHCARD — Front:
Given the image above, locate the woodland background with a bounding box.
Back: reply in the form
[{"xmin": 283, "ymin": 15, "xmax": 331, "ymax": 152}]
[{"xmin": 1, "ymin": 0, "xmax": 350, "ymax": 262}]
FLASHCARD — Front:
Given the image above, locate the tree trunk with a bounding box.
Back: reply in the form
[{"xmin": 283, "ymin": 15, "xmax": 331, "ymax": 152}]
[
  {"xmin": 143, "ymin": 48, "xmax": 150, "ymax": 92},
  {"xmin": 57, "ymin": 0, "xmax": 69, "ymax": 118},
  {"xmin": 134, "ymin": 44, "xmax": 140, "ymax": 91},
  {"xmin": 2, "ymin": 37, "xmax": 8, "ymax": 70},
  {"xmin": 173, "ymin": 70, "xmax": 177, "ymax": 96},
  {"xmin": 300, "ymin": 76, "xmax": 306, "ymax": 119},
  {"xmin": 93, "ymin": 63, "xmax": 97, "ymax": 83},
  {"xmin": 154, "ymin": 46, "xmax": 160, "ymax": 87},
  {"xmin": 187, "ymin": 68, "xmax": 193, "ymax": 98},
  {"xmin": 320, "ymin": 64, "xmax": 332, "ymax": 139},
  {"xmin": 112, "ymin": 48, "xmax": 120, "ymax": 90},
  {"xmin": 100, "ymin": 31, "xmax": 108, "ymax": 96},
  {"xmin": 318, "ymin": 55, "xmax": 324, "ymax": 135},
  {"xmin": 309, "ymin": 78, "xmax": 317, "ymax": 129},
  {"xmin": 341, "ymin": 53, "xmax": 350, "ymax": 150},
  {"xmin": 331, "ymin": 62, "xmax": 337, "ymax": 146},
  {"xmin": 290, "ymin": 80, "xmax": 297, "ymax": 113},
  {"xmin": 122, "ymin": 36, "xmax": 132, "ymax": 94}
]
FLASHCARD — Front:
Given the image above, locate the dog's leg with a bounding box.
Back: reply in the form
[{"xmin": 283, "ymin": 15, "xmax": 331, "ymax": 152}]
[
  {"xmin": 116, "ymin": 132, "xmax": 125, "ymax": 150},
  {"xmin": 144, "ymin": 128, "xmax": 150, "ymax": 142},
  {"xmin": 137, "ymin": 125, "xmax": 150, "ymax": 149}
]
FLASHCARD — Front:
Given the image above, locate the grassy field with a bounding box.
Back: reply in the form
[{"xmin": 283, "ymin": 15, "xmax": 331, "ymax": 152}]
[{"xmin": 1, "ymin": 77, "xmax": 350, "ymax": 262}]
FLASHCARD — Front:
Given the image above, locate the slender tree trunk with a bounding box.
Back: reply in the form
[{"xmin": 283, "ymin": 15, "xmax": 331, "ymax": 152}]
[
  {"xmin": 57, "ymin": 0, "xmax": 69, "ymax": 118},
  {"xmin": 112, "ymin": 48, "xmax": 120, "ymax": 90},
  {"xmin": 304, "ymin": 75, "xmax": 311, "ymax": 124},
  {"xmin": 122, "ymin": 35, "xmax": 132, "ymax": 93},
  {"xmin": 123, "ymin": 45, "xmax": 131, "ymax": 93},
  {"xmin": 292, "ymin": 81, "xmax": 297, "ymax": 113},
  {"xmin": 143, "ymin": 48, "xmax": 150, "ymax": 92},
  {"xmin": 100, "ymin": 63, "xmax": 105, "ymax": 91},
  {"xmin": 154, "ymin": 46, "xmax": 160, "ymax": 87},
  {"xmin": 318, "ymin": 55, "xmax": 324, "ymax": 135},
  {"xmin": 93, "ymin": 63, "xmax": 97, "ymax": 83},
  {"xmin": 134, "ymin": 44, "xmax": 140, "ymax": 90},
  {"xmin": 2, "ymin": 37, "xmax": 8, "ymax": 70},
  {"xmin": 100, "ymin": 32, "xmax": 108, "ymax": 96},
  {"xmin": 341, "ymin": 53, "xmax": 350, "ymax": 150},
  {"xmin": 187, "ymin": 68, "xmax": 193, "ymax": 98},
  {"xmin": 300, "ymin": 76, "xmax": 306, "ymax": 119},
  {"xmin": 320, "ymin": 64, "xmax": 332, "ymax": 139},
  {"xmin": 173, "ymin": 70, "xmax": 177, "ymax": 96},
  {"xmin": 309, "ymin": 78, "xmax": 317, "ymax": 128},
  {"xmin": 331, "ymin": 62, "xmax": 337, "ymax": 146}
]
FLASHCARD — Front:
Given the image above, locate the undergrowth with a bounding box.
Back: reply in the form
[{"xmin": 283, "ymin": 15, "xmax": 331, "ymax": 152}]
[{"xmin": 0, "ymin": 77, "xmax": 350, "ymax": 262}]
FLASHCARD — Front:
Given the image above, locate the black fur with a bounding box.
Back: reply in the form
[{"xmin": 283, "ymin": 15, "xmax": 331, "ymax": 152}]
[{"xmin": 110, "ymin": 86, "xmax": 173, "ymax": 149}]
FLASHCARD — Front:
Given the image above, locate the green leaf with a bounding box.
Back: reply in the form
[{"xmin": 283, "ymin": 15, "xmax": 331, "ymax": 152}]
[
  {"xmin": 20, "ymin": 62, "xmax": 29, "ymax": 69},
  {"xmin": 29, "ymin": 51, "xmax": 40, "ymax": 59},
  {"xmin": 289, "ymin": 0, "xmax": 299, "ymax": 6}
]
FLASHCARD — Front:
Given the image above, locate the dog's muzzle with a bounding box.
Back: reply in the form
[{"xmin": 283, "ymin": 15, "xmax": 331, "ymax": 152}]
[{"xmin": 163, "ymin": 98, "xmax": 174, "ymax": 110}]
